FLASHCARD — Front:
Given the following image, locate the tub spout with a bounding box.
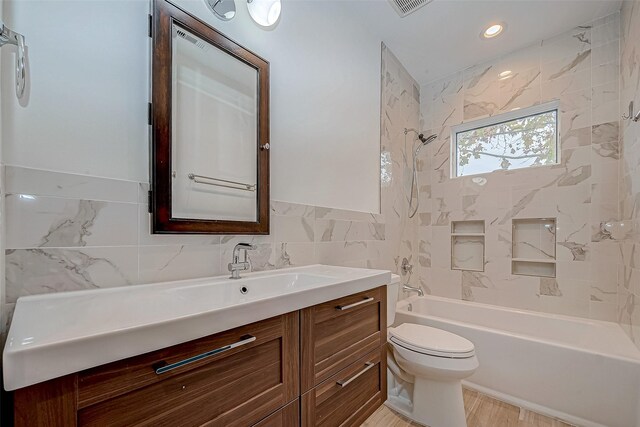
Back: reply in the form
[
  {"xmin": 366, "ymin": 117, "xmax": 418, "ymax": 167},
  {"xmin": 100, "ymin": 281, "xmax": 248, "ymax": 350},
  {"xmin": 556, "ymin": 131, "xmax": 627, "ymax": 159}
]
[{"xmin": 402, "ymin": 284, "xmax": 424, "ymax": 297}]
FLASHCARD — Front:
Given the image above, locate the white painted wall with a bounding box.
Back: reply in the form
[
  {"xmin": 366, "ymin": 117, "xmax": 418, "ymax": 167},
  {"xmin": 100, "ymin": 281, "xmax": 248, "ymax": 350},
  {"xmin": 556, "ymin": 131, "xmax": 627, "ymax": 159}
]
[
  {"xmin": 1, "ymin": 0, "xmax": 6, "ymax": 419},
  {"xmin": 0, "ymin": 0, "xmax": 6, "ymax": 315},
  {"xmin": 0, "ymin": 0, "xmax": 381, "ymax": 213},
  {"xmin": 1, "ymin": 0, "xmax": 149, "ymax": 182}
]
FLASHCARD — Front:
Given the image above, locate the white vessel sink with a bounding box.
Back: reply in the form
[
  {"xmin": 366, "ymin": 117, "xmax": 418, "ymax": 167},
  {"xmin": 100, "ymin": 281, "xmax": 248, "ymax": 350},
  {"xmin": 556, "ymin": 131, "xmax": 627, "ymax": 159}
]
[{"xmin": 3, "ymin": 264, "xmax": 390, "ymax": 391}]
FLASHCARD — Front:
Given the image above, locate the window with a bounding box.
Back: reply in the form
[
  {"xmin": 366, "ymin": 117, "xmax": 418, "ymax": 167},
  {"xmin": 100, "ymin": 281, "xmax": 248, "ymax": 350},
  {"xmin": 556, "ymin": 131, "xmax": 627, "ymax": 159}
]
[{"xmin": 452, "ymin": 101, "xmax": 559, "ymax": 177}]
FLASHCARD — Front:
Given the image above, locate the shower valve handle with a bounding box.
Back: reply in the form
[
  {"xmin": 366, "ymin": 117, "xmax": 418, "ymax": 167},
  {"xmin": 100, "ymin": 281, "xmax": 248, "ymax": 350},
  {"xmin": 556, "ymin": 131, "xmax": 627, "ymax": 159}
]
[{"xmin": 401, "ymin": 258, "xmax": 413, "ymax": 275}]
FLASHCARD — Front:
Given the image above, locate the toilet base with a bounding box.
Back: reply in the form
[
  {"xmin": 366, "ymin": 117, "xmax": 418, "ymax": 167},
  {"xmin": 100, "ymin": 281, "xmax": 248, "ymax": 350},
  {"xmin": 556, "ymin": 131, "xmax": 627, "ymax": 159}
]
[{"xmin": 387, "ymin": 376, "xmax": 467, "ymax": 427}]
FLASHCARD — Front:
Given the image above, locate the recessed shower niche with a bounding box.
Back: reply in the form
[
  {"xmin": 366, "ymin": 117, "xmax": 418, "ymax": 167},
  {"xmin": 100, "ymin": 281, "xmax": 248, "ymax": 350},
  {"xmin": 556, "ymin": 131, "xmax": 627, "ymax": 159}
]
[
  {"xmin": 511, "ymin": 218, "xmax": 556, "ymax": 278},
  {"xmin": 451, "ymin": 220, "xmax": 485, "ymax": 272}
]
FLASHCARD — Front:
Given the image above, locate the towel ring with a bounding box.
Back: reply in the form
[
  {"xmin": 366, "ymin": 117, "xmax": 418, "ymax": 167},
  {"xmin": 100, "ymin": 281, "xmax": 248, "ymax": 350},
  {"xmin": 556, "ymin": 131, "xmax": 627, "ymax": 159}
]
[{"xmin": 0, "ymin": 20, "xmax": 26, "ymax": 100}]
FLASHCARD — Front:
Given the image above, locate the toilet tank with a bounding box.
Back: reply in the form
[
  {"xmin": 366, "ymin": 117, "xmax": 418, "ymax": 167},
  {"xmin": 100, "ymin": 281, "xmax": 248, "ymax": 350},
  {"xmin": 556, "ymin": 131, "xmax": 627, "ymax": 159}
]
[{"xmin": 387, "ymin": 274, "xmax": 401, "ymax": 327}]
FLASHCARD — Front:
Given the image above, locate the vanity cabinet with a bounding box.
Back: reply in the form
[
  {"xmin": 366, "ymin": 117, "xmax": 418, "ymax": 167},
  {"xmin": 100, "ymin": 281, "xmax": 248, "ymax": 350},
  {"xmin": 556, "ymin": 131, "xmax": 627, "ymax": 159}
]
[
  {"xmin": 15, "ymin": 313, "xmax": 299, "ymax": 427},
  {"xmin": 301, "ymin": 348, "xmax": 386, "ymax": 427},
  {"xmin": 12, "ymin": 286, "xmax": 387, "ymax": 427},
  {"xmin": 300, "ymin": 288, "xmax": 387, "ymax": 426},
  {"xmin": 301, "ymin": 287, "xmax": 386, "ymax": 391},
  {"xmin": 253, "ymin": 400, "xmax": 300, "ymax": 427}
]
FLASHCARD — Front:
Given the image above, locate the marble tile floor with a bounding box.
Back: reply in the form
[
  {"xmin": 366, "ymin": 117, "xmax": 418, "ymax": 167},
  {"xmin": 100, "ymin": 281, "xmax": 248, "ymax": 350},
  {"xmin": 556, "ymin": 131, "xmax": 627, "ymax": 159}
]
[{"xmin": 362, "ymin": 388, "xmax": 574, "ymax": 427}]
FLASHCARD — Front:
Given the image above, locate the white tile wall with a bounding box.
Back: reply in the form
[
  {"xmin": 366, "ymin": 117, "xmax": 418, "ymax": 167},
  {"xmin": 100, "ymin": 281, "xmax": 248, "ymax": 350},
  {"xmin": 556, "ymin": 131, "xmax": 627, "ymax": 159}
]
[
  {"xmin": 417, "ymin": 12, "xmax": 622, "ymax": 321},
  {"xmin": 2, "ymin": 12, "xmax": 632, "ymax": 340},
  {"xmin": 380, "ymin": 44, "xmax": 422, "ymax": 286},
  {"xmin": 618, "ymin": 0, "xmax": 640, "ymax": 347},
  {"xmin": 2, "ymin": 166, "xmax": 386, "ymax": 316}
]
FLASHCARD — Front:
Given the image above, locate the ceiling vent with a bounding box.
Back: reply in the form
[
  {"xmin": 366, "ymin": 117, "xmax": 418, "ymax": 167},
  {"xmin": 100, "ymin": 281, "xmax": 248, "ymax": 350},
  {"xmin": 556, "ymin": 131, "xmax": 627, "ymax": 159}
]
[{"xmin": 387, "ymin": 0, "xmax": 434, "ymax": 17}]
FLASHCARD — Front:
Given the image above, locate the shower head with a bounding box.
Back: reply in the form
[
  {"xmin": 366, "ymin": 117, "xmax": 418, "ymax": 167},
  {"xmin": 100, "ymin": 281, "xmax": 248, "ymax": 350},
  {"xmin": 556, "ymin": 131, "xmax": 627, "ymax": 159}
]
[
  {"xmin": 418, "ymin": 134, "xmax": 437, "ymax": 145},
  {"xmin": 405, "ymin": 128, "xmax": 437, "ymax": 156},
  {"xmin": 414, "ymin": 134, "xmax": 437, "ymax": 156}
]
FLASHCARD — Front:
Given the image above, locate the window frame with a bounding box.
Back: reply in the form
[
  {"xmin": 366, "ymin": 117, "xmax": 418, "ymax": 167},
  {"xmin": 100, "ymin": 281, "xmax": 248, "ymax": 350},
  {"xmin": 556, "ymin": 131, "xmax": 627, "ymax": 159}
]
[{"xmin": 451, "ymin": 100, "xmax": 561, "ymax": 178}]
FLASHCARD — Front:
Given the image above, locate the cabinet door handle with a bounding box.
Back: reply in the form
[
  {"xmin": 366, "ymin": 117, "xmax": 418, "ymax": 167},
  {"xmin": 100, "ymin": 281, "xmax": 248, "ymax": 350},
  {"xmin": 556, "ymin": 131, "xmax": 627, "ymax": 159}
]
[
  {"xmin": 153, "ymin": 334, "xmax": 256, "ymax": 374},
  {"xmin": 336, "ymin": 362, "xmax": 375, "ymax": 387},
  {"xmin": 336, "ymin": 297, "xmax": 374, "ymax": 311}
]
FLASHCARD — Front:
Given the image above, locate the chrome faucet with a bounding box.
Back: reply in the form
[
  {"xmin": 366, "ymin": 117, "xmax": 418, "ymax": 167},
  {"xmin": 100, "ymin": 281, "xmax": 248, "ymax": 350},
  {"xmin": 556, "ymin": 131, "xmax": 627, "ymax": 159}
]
[
  {"xmin": 228, "ymin": 243, "xmax": 257, "ymax": 279},
  {"xmin": 400, "ymin": 257, "xmax": 424, "ymax": 296},
  {"xmin": 402, "ymin": 284, "xmax": 424, "ymax": 297}
]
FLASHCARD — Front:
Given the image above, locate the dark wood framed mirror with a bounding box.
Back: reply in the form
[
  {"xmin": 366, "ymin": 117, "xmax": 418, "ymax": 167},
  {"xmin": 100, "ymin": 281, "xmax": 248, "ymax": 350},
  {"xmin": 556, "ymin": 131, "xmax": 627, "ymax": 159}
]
[{"xmin": 150, "ymin": 0, "xmax": 270, "ymax": 234}]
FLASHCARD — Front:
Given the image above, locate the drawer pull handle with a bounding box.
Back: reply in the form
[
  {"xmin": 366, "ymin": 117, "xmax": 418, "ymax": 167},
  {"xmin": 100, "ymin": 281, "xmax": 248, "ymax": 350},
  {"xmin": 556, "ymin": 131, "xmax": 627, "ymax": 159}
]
[
  {"xmin": 336, "ymin": 297, "xmax": 374, "ymax": 311},
  {"xmin": 153, "ymin": 334, "xmax": 256, "ymax": 374},
  {"xmin": 336, "ymin": 362, "xmax": 375, "ymax": 387}
]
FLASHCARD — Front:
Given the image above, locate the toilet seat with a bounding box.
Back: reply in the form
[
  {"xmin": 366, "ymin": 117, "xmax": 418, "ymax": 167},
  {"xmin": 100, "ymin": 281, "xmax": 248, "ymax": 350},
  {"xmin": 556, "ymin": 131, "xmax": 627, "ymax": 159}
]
[{"xmin": 389, "ymin": 323, "xmax": 475, "ymax": 359}]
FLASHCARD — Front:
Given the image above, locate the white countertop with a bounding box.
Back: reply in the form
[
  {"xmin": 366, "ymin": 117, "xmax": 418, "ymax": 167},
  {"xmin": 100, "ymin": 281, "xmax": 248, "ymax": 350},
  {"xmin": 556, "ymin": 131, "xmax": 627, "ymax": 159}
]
[{"xmin": 3, "ymin": 264, "xmax": 391, "ymax": 391}]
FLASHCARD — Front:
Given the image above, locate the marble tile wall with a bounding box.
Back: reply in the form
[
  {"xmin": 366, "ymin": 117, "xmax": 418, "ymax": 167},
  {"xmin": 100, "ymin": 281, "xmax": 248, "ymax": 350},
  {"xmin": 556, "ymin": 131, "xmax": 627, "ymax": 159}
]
[
  {"xmin": 618, "ymin": 0, "xmax": 640, "ymax": 345},
  {"xmin": 1, "ymin": 165, "xmax": 386, "ymax": 331},
  {"xmin": 380, "ymin": 44, "xmax": 422, "ymax": 286},
  {"xmin": 416, "ymin": 13, "xmax": 622, "ymax": 321},
  {"xmin": 2, "ymin": 14, "xmax": 630, "ymax": 338},
  {"xmin": 0, "ymin": 164, "xmax": 5, "ymax": 340}
]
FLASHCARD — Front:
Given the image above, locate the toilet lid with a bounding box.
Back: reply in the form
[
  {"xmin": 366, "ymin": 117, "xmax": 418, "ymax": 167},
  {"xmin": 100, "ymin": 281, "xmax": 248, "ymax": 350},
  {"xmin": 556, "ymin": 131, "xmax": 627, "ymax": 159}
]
[{"xmin": 389, "ymin": 323, "xmax": 475, "ymax": 358}]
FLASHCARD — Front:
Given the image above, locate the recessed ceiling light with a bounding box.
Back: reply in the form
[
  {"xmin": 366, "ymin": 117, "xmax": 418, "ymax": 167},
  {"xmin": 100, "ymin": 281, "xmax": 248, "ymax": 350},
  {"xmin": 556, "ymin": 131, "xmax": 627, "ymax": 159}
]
[
  {"xmin": 499, "ymin": 70, "xmax": 512, "ymax": 79},
  {"xmin": 482, "ymin": 23, "xmax": 505, "ymax": 39}
]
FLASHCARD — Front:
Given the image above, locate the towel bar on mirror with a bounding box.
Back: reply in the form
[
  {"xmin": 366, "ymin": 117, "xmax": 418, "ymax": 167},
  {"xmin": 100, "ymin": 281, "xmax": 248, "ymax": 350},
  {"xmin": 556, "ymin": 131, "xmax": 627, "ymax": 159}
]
[{"xmin": 187, "ymin": 173, "xmax": 257, "ymax": 192}]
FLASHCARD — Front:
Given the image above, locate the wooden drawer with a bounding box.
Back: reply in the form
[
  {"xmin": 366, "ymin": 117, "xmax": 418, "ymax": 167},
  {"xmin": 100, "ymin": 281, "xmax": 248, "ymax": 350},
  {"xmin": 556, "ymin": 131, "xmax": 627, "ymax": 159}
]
[
  {"xmin": 253, "ymin": 399, "xmax": 299, "ymax": 427},
  {"xmin": 301, "ymin": 346, "xmax": 386, "ymax": 427},
  {"xmin": 74, "ymin": 312, "xmax": 298, "ymax": 426},
  {"xmin": 301, "ymin": 286, "xmax": 386, "ymax": 391}
]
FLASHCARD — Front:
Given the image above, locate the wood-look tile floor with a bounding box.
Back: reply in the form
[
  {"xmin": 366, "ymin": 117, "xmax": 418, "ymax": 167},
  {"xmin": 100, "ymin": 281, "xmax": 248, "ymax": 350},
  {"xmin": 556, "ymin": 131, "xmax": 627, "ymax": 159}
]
[{"xmin": 362, "ymin": 388, "xmax": 574, "ymax": 427}]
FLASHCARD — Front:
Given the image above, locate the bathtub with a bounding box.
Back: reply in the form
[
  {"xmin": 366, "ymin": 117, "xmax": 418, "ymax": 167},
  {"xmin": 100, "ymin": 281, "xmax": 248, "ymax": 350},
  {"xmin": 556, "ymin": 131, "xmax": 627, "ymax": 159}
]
[{"xmin": 394, "ymin": 295, "xmax": 640, "ymax": 427}]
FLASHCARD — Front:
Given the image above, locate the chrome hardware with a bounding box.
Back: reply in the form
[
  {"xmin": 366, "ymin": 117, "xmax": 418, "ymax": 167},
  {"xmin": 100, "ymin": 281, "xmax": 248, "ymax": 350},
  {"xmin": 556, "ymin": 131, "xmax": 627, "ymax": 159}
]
[
  {"xmin": 0, "ymin": 20, "xmax": 26, "ymax": 100},
  {"xmin": 600, "ymin": 221, "xmax": 613, "ymax": 238},
  {"xmin": 154, "ymin": 334, "xmax": 256, "ymax": 374},
  {"xmin": 205, "ymin": 0, "xmax": 236, "ymax": 21},
  {"xmin": 401, "ymin": 258, "xmax": 413, "ymax": 275},
  {"xmin": 261, "ymin": 143, "xmax": 270, "ymax": 150},
  {"xmin": 623, "ymin": 101, "xmax": 640, "ymax": 123},
  {"xmin": 336, "ymin": 362, "xmax": 375, "ymax": 387},
  {"xmin": 402, "ymin": 284, "xmax": 424, "ymax": 297},
  {"xmin": 400, "ymin": 258, "xmax": 423, "ymax": 296},
  {"xmin": 188, "ymin": 173, "xmax": 256, "ymax": 192},
  {"xmin": 336, "ymin": 296, "xmax": 374, "ymax": 310},
  {"xmin": 228, "ymin": 243, "xmax": 257, "ymax": 279}
]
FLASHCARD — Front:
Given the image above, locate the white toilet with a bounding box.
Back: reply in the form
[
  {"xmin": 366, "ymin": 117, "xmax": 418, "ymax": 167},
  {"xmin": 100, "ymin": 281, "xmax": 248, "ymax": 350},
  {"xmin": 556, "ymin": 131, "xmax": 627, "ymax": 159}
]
[{"xmin": 386, "ymin": 277, "xmax": 479, "ymax": 427}]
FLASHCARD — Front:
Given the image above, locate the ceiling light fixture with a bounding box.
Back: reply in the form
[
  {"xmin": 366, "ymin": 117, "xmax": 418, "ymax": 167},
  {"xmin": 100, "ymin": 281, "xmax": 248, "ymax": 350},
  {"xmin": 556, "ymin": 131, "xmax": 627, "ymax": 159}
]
[
  {"xmin": 247, "ymin": 0, "xmax": 281, "ymax": 27},
  {"xmin": 205, "ymin": 0, "xmax": 236, "ymax": 21},
  {"xmin": 204, "ymin": 0, "xmax": 282, "ymax": 28},
  {"xmin": 499, "ymin": 70, "xmax": 513, "ymax": 79},
  {"xmin": 482, "ymin": 23, "xmax": 505, "ymax": 39}
]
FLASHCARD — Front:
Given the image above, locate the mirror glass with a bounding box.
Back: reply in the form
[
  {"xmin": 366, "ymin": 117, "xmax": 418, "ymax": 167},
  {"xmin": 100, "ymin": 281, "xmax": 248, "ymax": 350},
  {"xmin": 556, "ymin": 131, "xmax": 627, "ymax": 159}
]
[{"xmin": 170, "ymin": 23, "xmax": 258, "ymax": 222}]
